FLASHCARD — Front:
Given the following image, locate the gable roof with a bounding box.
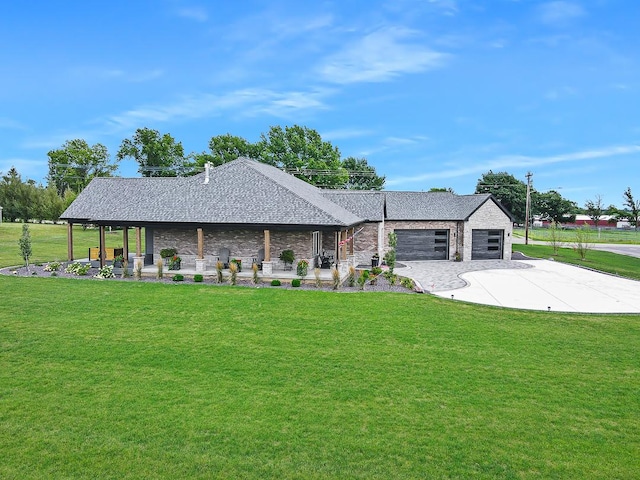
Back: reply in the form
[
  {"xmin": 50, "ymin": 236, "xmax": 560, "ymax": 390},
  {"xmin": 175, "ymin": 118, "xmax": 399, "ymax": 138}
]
[
  {"xmin": 384, "ymin": 191, "xmax": 513, "ymax": 221},
  {"xmin": 321, "ymin": 190, "xmax": 385, "ymax": 221},
  {"xmin": 61, "ymin": 158, "xmax": 364, "ymax": 228}
]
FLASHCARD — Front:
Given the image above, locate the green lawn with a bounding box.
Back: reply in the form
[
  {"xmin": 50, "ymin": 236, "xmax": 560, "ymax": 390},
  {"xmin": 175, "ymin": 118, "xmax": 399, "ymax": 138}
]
[
  {"xmin": 513, "ymin": 244, "xmax": 640, "ymax": 281},
  {"xmin": 1, "ymin": 276, "xmax": 638, "ymax": 479},
  {"xmin": 514, "ymin": 227, "xmax": 640, "ymax": 244},
  {"xmin": 0, "ymin": 222, "xmax": 143, "ymax": 268}
]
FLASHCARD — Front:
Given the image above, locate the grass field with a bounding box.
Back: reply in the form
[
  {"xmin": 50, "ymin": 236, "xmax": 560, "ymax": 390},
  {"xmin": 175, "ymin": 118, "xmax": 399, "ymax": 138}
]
[
  {"xmin": 514, "ymin": 227, "xmax": 640, "ymax": 244},
  {"xmin": 1, "ymin": 276, "xmax": 639, "ymax": 479},
  {"xmin": 0, "ymin": 222, "xmax": 143, "ymax": 268},
  {"xmin": 513, "ymin": 244, "xmax": 640, "ymax": 281}
]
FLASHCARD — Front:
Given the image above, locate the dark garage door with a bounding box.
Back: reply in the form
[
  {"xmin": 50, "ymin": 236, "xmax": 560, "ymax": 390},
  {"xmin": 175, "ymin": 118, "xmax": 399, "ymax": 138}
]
[
  {"xmin": 396, "ymin": 229, "xmax": 449, "ymax": 261},
  {"xmin": 472, "ymin": 229, "xmax": 504, "ymax": 259}
]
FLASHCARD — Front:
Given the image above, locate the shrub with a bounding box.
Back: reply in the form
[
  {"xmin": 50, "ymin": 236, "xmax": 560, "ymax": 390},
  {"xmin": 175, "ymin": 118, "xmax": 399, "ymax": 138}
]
[
  {"xmin": 270, "ymin": 279, "xmax": 281, "ymax": 286},
  {"xmin": 134, "ymin": 262, "xmax": 142, "ymax": 280},
  {"xmin": 332, "ymin": 267, "xmax": 341, "ymax": 290},
  {"xmin": 44, "ymin": 262, "xmax": 62, "ymax": 272},
  {"xmin": 383, "ymin": 270, "xmax": 398, "ymax": 285},
  {"xmin": 279, "ymin": 249, "xmax": 295, "ymax": 264},
  {"xmin": 372, "ymin": 266, "xmax": 383, "ymax": 276},
  {"xmin": 252, "ymin": 262, "xmax": 259, "ymax": 285},
  {"xmin": 357, "ymin": 269, "xmax": 370, "ymax": 290},
  {"xmin": 121, "ymin": 260, "xmax": 130, "ymax": 278},
  {"xmin": 216, "ymin": 261, "xmax": 224, "ymax": 283},
  {"xmin": 291, "ymin": 279, "xmax": 301, "ymax": 287},
  {"xmin": 159, "ymin": 247, "xmax": 177, "ymax": 259},
  {"xmin": 314, "ymin": 268, "xmax": 322, "ymax": 288},
  {"xmin": 229, "ymin": 262, "xmax": 238, "ymax": 285},
  {"xmin": 94, "ymin": 265, "xmax": 115, "ymax": 279},
  {"xmin": 156, "ymin": 259, "xmax": 163, "ymax": 279},
  {"xmin": 193, "ymin": 274, "xmax": 204, "ymax": 283},
  {"xmin": 384, "ymin": 232, "xmax": 397, "ymax": 274},
  {"xmin": 296, "ymin": 259, "xmax": 309, "ymax": 278},
  {"xmin": 400, "ymin": 277, "xmax": 414, "ymax": 290},
  {"xmin": 347, "ymin": 266, "xmax": 356, "ymax": 287},
  {"xmin": 172, "ymin": 274, "xmax": 184, "ymax": 282},
  {"xmin": 65, "ymin": 262, "xmax": 91, "ymax": 276}
]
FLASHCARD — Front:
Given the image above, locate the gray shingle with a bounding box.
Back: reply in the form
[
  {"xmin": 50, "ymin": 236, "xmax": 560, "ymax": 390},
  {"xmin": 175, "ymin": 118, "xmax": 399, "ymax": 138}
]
[
  {"xmin": 384, "ymin": 191, "xmax": 498, "ymax": 220},
  {"xmin": 321, "ymin": 190, "xmax": 385, "ymax": 221},
  {"xmin": 61, "ymin": 158, "xmax": 364, "ymax": 227}
]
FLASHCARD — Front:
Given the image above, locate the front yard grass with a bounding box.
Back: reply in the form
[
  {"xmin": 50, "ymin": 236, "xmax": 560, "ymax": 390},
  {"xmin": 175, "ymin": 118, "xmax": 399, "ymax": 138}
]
[
  {"xmin": 1, "ymin": 276, "xmax": 638, "ymax": 479},
  {"xmin": 513, "ymin": 243, "xmax": 640, "ymax": 281}
]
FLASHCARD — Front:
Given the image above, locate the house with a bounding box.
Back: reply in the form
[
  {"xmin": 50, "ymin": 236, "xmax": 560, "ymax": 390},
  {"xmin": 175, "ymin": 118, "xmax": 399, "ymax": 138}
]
[{"xmin": 60, "ymin": 157, "xmax": 513, "ymax": 273}]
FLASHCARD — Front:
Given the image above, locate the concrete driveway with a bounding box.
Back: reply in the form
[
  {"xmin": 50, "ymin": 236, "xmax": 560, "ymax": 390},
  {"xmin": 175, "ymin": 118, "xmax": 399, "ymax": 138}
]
[{"xmin": 432, "ymin": 260, "xmax": 640, "ymax": 313}]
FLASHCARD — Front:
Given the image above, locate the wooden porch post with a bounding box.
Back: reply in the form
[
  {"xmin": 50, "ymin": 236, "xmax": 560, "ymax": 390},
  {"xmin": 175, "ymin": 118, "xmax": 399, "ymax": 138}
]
[
  {"xmin": 67, "ymin": 222, "xmax": 74, "ymax": 261},
  {"xmin": 349, "ymin": 227, "xmax": 354, "ymax": 255},
  {"xmin": 197, "ymin": 228, "xmax": 204, "ymax": 259},
  {"xmin": 99, "ymin": 225, "xmax": 106, "ymax": 268},
  {"xmin": 122, "ymin": 227, "xmax": 129, "ymax": 262},
  {"xmin": 264, "ymin": 229, "xmax": 271, "ymax": 261},
  {"xmin": 135, "ymin": 227, "xmax": 142, "ymax": 257},
  {"xmin": 341, "ymin": 230, "xmax": 348, "ymax": 261}
]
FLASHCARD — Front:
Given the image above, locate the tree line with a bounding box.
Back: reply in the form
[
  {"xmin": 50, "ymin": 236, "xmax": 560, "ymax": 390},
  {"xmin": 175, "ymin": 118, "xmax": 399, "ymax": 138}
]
[{"xmin": 475, "ymin": 171, "xmax": 639, "ymax": 229}]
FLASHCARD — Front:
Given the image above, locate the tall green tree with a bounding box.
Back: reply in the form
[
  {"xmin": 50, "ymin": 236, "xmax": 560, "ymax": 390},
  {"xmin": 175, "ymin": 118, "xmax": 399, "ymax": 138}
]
[
  {"xmin": 535, "ymin": 190, "xmax": 578, "ymax": 224},
  {"xmin": 623, "ymin": 187, "xmax": 640, "ymax": 230},
  {"xmin": 475, "ymin": 171, "xmax": 528, "ymax": 222},
  {"xmin": 257, "ymin": 125, "xmax": 348, "ymax": 188},
  {"xmin": 18, "ymin": 223, "xmax": 32, "ymax": 270},
  {"xmin": 117, "ymin": 128, "xmax": 186, "ymax": 177},
  {"xmin": 47, "ymin": 139, "xmax": 117, "ymax": 194},
  {"xmin": 341, "ymin": 157, "xmax": 385, "ymax": 190},
  {"xmin": 0, "ymin": 167, "xmax": 28, "ymax": 221}
]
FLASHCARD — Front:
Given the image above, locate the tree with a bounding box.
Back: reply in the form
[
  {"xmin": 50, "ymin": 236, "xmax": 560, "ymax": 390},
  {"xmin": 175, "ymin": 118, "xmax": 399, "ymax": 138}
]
[
  {"xmin": 0, "ymin": 167, "xmax": 28, "ymax": 222},
  {"xmin": 341, "ymin": 157, "xmax": 385, "ymax": 190},
  {"xmin": 475, "ymin": 171, "xmax": 528, "ymax": 222},
  {"xmin": 535, "ymin": 190, "xmax": 578, "ymax": 224},
  {"xmin": 623, "ymin": 187, "xmax": 640, "ymax": 230},
  {"xmin": 185, "ymin": 134, "xmax": 261, "ymax": 176},
  {"xmin": 428, "ymin": 187, "xmax": 455, "ymax": 193},
  {"xmin": 117, "ymin": 128, "xmax": 186, "ymax": 177},
  {"xmin": 584, "ymin": 195, "xmax": 604, "ymax": 228},
  {"xmin": 18, "ymin": 223, "xmax": 32, "ymax": 270},
  {"xmin": 47, "ymin": 139, "xmax": 117, "ymax": 194},
  {"xmin": 257, "ymin": 125, "xmax": 348, "ymax": 188}
]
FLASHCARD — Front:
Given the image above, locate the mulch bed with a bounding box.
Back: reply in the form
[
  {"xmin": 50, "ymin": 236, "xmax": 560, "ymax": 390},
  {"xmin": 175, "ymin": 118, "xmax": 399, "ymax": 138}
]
[{"xmin": 1, "ymin": 263, "xmax": 415, "ymax": 293}]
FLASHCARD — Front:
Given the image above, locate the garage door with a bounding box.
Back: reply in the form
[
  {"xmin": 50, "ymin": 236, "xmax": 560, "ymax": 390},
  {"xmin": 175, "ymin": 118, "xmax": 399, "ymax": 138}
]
[
  {"xmin": 472, "ymin": 229, "xmax": 504, "ymax": 259},
  {"xmin": 395, "ymin": 229, "xmax": 449, "ymax": 261}
]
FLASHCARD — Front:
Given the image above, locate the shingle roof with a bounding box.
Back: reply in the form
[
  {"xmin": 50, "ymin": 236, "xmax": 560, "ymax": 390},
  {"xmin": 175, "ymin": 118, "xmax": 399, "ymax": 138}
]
[
  {"xmin": 321, "ymin": 190, "xmax": 385, "ymax": 221},
  {"xmin": 61, "ymin": 158, "xmax": 364, "ymax": 227},
  {"xmin": 384, "ymin": 191, "xmax": 505, "ymax": 221}
]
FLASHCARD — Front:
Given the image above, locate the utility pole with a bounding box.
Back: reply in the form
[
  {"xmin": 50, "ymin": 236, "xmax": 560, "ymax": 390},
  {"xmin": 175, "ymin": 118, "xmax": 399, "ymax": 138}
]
[{"xmin": 525, "ymin": 171, "xmax": 532, "ymax": 245}]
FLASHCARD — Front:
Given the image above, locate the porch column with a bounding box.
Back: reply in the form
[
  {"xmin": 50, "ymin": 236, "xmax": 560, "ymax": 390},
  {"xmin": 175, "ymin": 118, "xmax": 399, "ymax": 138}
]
[
  {"xmin": 67, "ymin": 222, "xmax": 74, "ymax": 261},
  {"xmin": 99, "ymin": 225, "xmax": 106, "ymax": 268},
  {"xmin": 195, "ymin": 227, "xmax": 206, "ymax": 273},
  {"xmin": 341, "ymin": 229, "xmax": 348, "ymax": 261},
  {"xmin": 133, "ymin": 226, "xmax": 145, "ymax": 272},
  {"xmin": 262, "ymin": 229, "xmax": 273, "ymax": 275},
  {"xmin": 122, "ymin": 227, "xmax": 129, "ymax": 262}
]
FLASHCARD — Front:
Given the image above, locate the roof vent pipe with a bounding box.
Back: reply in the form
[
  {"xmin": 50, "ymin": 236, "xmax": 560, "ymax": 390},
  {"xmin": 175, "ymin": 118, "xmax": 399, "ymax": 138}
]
[{"xmin": 204, "ymin": 162, "xmax": 211, "ymax": 184}]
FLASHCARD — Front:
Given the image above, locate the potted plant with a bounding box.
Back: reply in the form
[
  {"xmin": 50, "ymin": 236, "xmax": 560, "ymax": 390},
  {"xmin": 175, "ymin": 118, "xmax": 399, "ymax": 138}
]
[
  {"xmin": 168, "ymin": 254, "xmax": 181, "ymax": 270},
  {"xmin": 371, "ymin": 253, "xmax": 379, "ymax": 267},
  {"xmin": 296, "ymin": 259, "xmax": 309, "ymax": 278},
  {"xmin": 279, "ymin": 249, "xmax": 295, "ymax": 270},
  {"xmin": 113, "ymin": 254, "xmax": 125, "ymax": 268},
  {"xmin": 231, "ymin": 258, "xmax": 242, "ymax": 272},
  {"xmin": 160, "ymin": 247, "xmax": 177, "ymax": 265}
]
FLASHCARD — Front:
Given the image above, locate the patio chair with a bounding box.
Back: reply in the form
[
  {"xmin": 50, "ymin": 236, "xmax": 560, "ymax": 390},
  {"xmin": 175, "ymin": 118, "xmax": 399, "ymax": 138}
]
[
  {"xmin": 255, "ymin": 247, "xmax": 265, "ymax": 270},
  {"xmin": 219, "ymin": 248, "xmax": 230, "ymax": 268}
]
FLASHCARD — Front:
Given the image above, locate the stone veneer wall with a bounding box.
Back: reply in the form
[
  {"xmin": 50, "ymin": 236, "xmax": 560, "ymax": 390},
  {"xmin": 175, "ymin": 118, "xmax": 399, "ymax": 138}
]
[
  {"xmin": 383, "ymin": 220, "xmax": 461, "ymax": 261},
  {"xmin": 463, "ymin": 201, "xmax": 513, "ymax": 260},
  {"xmin": 352, "ymin": 223, "xmax": 380, "ymax": 265},
  {"xmin": 154, "ymin": 227, "xmax": 318, "ymax": 268}
]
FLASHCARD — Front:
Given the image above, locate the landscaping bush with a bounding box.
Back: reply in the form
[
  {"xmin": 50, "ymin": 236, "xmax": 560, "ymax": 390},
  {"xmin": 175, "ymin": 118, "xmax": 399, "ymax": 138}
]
[
  {"xmin": 172, "ymin": 274, "xmax": 184, "ymax": 282},
  {"xmin": 65, "ymin": 261, "xmax": 91, "ymax": 276},
  {"xmin": 270, "ymin": 279, "xmax": 281, "ymax": 286},
  {"xmin": 291, "ymin": 279, "xmax": 301, "ymax": 287},
  {"xmin": 193, "ymin": 274, "xmax": 203, "ymax": 283},
  {"xmin": 372, "ymin": 266, "xmax": 383, "ymax": 276},
  {"xmin": 400, "ymin": 277, "xmax": 414, "ymax": 290}
]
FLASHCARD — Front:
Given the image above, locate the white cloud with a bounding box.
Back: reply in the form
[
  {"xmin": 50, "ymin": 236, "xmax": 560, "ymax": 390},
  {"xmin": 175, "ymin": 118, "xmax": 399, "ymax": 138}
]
[
  {"xmin": 318, "ymin": 27, "xmax": 448, "ymax": 84},
  {"xmin": 104, "ymin": 88, "xmax": 331, "ymax": 130},
  {"xmin": 386, "ymin": 144, "xmax": 640, "ymax": 185},
  {"xmin": 538, "ymin": 1, "xmax": 585, "ymax": 26},
  {"xmin": 175, "ymin": 6, "xmax": 208, "ymax": 22}
]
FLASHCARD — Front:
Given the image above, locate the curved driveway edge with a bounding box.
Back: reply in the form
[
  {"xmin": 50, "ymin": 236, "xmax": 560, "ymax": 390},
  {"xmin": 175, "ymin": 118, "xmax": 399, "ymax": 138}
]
[{"xmin": 432, "ymin": 260, "xmax": 640, "ymax": 313}]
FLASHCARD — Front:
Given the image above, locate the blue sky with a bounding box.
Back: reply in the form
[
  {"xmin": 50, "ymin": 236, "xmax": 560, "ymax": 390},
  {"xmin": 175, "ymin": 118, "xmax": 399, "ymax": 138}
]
[{"xmin": 1, "ymin": 0, "xmax": 638, "ymax": 208}]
